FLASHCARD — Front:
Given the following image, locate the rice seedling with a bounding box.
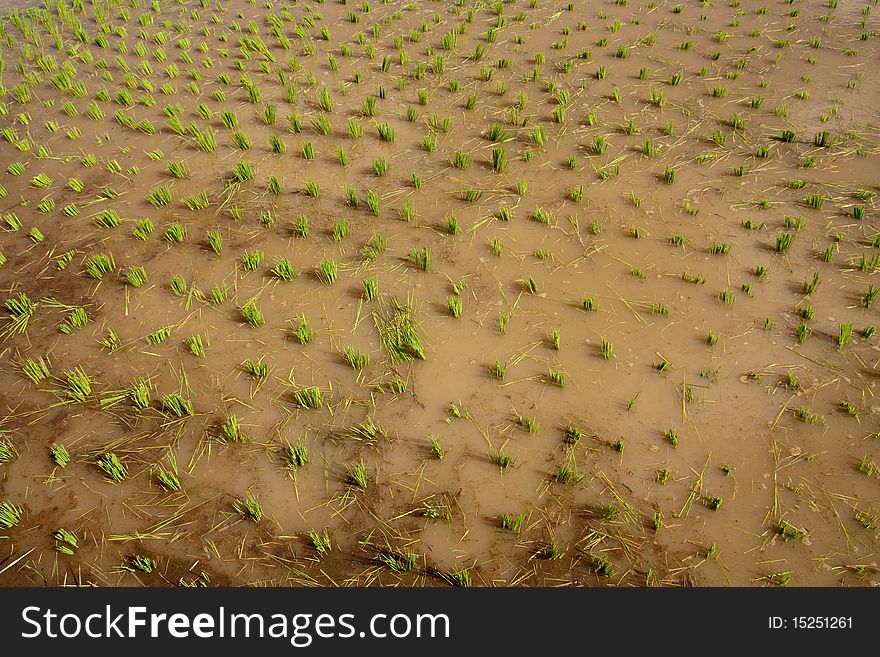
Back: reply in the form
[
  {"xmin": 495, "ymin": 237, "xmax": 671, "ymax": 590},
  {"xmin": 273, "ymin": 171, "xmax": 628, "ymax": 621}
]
[
  {"xmin": 54, "ymin": 528, "xmax": 78, "ymax": 555},
  {"xmin": 84, "ymin": 251, "xmax": 116, "ymax": 279},
  {"xmin": 838, "ymin": 323, "xmax": 854, "ymax": 350},
  {"xmin": 796, "ymin": 406, "xmax": 821, "ymax": 424},
  {"xmin": 548, "ymin": 367, "xmax": 567, "ymax": 387},
  {"xmin": 146, "ymin": 185, "xmax": 172, "ymax": 207},
  {"xmin": 862, "ymin": 285, "xmax": 878, "ymax": 309},
  {"xmin": 489, "ymin": 449, "xmax": 514, "ymax": 469},
  {"xmin": 305, "ymin": 178, "xmax": 320, "ymax": 198},
  {"xmin": 348, "ymin": 459, "xmax": 369, "ymax": 489},
  {"xmin": 232, "ymin": 160, "xmax": 254, "ymax": 183},
  {"xmin": 0, "ymin": 501, "xmax": 23, "ymax": 529},
  {"xmin": 221, "ymin": 414, "xmax": 244, "ymax": 443},
  {"xmin": 164, "ymin": 223, "xmax": 186, "ymax": 244},
  {"xmin": 315, "ymin": 259, "xmax": 338, "ymax": 285},
  {"xmin": 234, "ymin": 493, "xmax": 263, "ymax": 523},
  {"xmin": 803, "ymin": 272, "xmax": 820, "ymax": 295},
  {"xmin": 97, "ymin": 452, "xmax": 127, "ymax": 483},
  {"xmin": 240, "ymin": 299, "xmax": 265, "ymax": 327},
  {"xmin": 341, "ymin": 347, "xmax": 370, "ymax": 370},
  {"xmin": 776, "ymin": 232, "xmax": 795, "ymax": 253},
  {"xmin": 284, "ymin": 440, "xmax": 309, "ymax": 474},
  {"xmin": 601, "ymin": 338, "xmax": 613, "ymax": 360},
  {"xmin": 308, "ymin": 529, "xmax": 332, "ymax": 557},
  {"xmin": 294, "ymin": 386, "xmax": 324, "ymax": 409}
]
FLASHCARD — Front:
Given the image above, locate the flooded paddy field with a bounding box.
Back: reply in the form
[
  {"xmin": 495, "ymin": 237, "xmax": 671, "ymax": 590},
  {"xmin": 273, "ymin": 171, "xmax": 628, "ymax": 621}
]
[{"xmin": 0, "ymin": 0, "xmax": 878, "ymax": 587}]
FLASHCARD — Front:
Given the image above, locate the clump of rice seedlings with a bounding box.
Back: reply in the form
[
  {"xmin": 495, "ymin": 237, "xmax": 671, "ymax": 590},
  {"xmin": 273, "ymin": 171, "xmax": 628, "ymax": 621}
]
[
  {"xmin": 164, "ymin": 223, "xmax": 186, "ymax": 244},
  {"xmin": 269, "ymin": 135, "xmax": 286, "ymax": 155},
  {"xmin": 145, "ymin": 325, "xmax": 171, "ymax": 345},
  {"xmin": 548, "ymin": 367, "xmax": 567, "ymax": 387},
  {"xmin": 85, "ymin": 252, "xmax": 116, "ymax": 279},
  {"xmin": 427, "ymin": 435, "xmax": 445, "ymax": 460},
  {"xmin": 154, "ymin": 451, "xmax": 181, "ymax": 492},
  {"xmin": 446, "ymin": 212, "xmax": 461, "ymax": 235},
  {"xmin": 292, "ymin": 314, "xmax": 314, "ymax": 345},
  {"xmin": 806, "ymin": 192, "xmax": 825, "ymax": 210},
  {"xmin": 709, "ymin": 242, "xmax": 731, "ymax": 255},
  {"xmin": 54, "ymin": 528, "xmax": 78, "ymax": 554},
  {"xmin": 64, "ymin": 366, "xmax": 91, "ymax": 403},
  {"xmin": 232, "ymin": 160, "xmax": 254, "ymax": 183},
  {"xmin": 447, "ymin": 296, "xmax": 463, "ymax": 318},
  {"xmin": 341, "ymin": 347, "xmax": 369, "ymax": 370},
  {"xmin": 167, "ymin": 160, "xmax": 188, "ymax": 179},
  {"xmin": 146, "ymin": 185, "xmax": 172, "ymax": 207},
  {"xmin": 284, "ymin": 440, "xmax": 309, "ymax": 474},
  {"xmin": 234, "ymin": 493, "xmax": 263, "ymax": 523},
  {"xmin": 308, "ymin": 529, "xmax": 332, "ymax": 557},
  {"xmin": 58, "ymin": 307, "xmax": 89, "ymax": 334},
  {"xmin": 840, "ymin": 400, "xmax": 859, "ymax": 419},
  {"xmin": 663, "ymin": 166, "xmax": 676, "ymax": 184},
  {"xmin": 170, "ymin": 276, "xmax": 188, "ymax": 297},
  {"xmin": 22, "ymin": 356, "xmax": 50, "ymax": 384},
  {"xmin": 862, "ymin": 285, "xmax": 878, "ymax": 309},
  {"xmin": 162, "ymin": 393, "xmax": 193, "ymax": 418},
  {"xmin": 186, "ymin": 335, "xmax": 206, "ymax": 358},
  {"xmin": 489, "ymin": 449, "xmax": 514, "ymax": 469},
  {"xmin": 376, "ymin": 122, "xmax": 395, "ymax": 142},
  {"xmin": 719, "ymin": 288, "xmax": 735, "ymax": 305},
  {"xmin": 557, "ymin": 459, "xmax": 585, "ymax": 485},
  {"xmin": 775, "ymin": 232, "xmax": 795, "ymax": 253},
  {"xmin": 294, "ymin": 386, "xmax": 324, "ymax": 409},
  {"xmin": 0, "ymin": 501, "xmax": 23, "ymax": 529},
  {"xmin": 411, "ymin": 247, "xmax": 431, "ymax": 272},
  {"xmin": 100, "ymin": 329, "xmax": 121, "ymax": 352},
  {"xmin": 221, "ymin": 414, "xmax": 244, "ymax": 442},
  {"xmin": 803, "ymin": 272, "xmax": 820, "ymax": 295},
  {"xmin": 119, "ymin": 377, "xmax": 151, "ymax": 412},
  {"xmin": 4, "ymin": 292, "xmax": 38, "ymax": 337},
  {"xmin": 796, "ymin": 406, "xmax": 821, "ymax": 424},
  {"xmin": 373, "ymin": 158, "xmax": 389, "ymax": 177},
  {"xmin": 814, "ymin": 130, "xmax": 831, "ymax": 147},
  {"xmin": 601, "ymin": 338, "xmax": 613, "ymax": 359},
  {"xmin": 96, "ymin": 452, "xmax": 127, "ymax": 483},
  {"xmin": 374, "ymin": 299, "xmax": 426, "ymax": 363},
  {"xmin": 182, "ymin": 191, "xmax": 210, "ymax": 210},
  {"xmin": 206, "ymin": 230, "xmax": 222, "ymax": 255},
  {"xmin": 304, "ymin": 179, "xmax": 320, "ymax": 198},
  {"xmin": 331, "ymin": 219, "xmax": 350, "ymax": 243},
  {"xmin": 0, "ymin": 438, "xmax": 14, "ymax": 464},
  {"xmin": 240, "ymin": 299, "xmax": 265, "ymax": 327},
  {"xmin": 581, "ymin": 297, "xmax": 599, "ymax": 312},
  {"xmin": 272, "ymin": 259, "xmax": 297, "ymax": 282},
  {"xmin": 525, "ymin": 277, "xmax": 539, "ymax": 294},
  {"xmin": 132, "ymin": 219, "xmax": 155, "ymax": 241},
  {"xmin": 859, "ymin": 454, "xmax": 879, "ymax": 478},
  {"xmin": 317, "ymin": 259, "xmax": 338, "ymax": 285},
  {"xmin": 124, "ymin": 554, "xmax": 156, "ymax": 574},
  {"xmin": 126, "ymin": 266, "xmax": 149, "ymax": 288},
  {"xmin": 243, "ymin": 357, "xmax": 271, "ymax": 383},
  {"xmin": 838, "ymin": 323, "xmax": 854, "ymax": 350},
  {"xmin": 240, "ymin": 249, "xmax": 265, "ymax": 272},
  {"xmin": 348, "ymin": 459, "xmax": 369, "ymax": 489}
]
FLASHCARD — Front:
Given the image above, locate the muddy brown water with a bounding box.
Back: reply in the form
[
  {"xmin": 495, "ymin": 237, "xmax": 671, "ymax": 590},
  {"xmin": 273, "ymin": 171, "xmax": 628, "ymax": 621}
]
[{"xmin": 0, "ymin": 0, "xmax": 878, "ymax": 587}]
